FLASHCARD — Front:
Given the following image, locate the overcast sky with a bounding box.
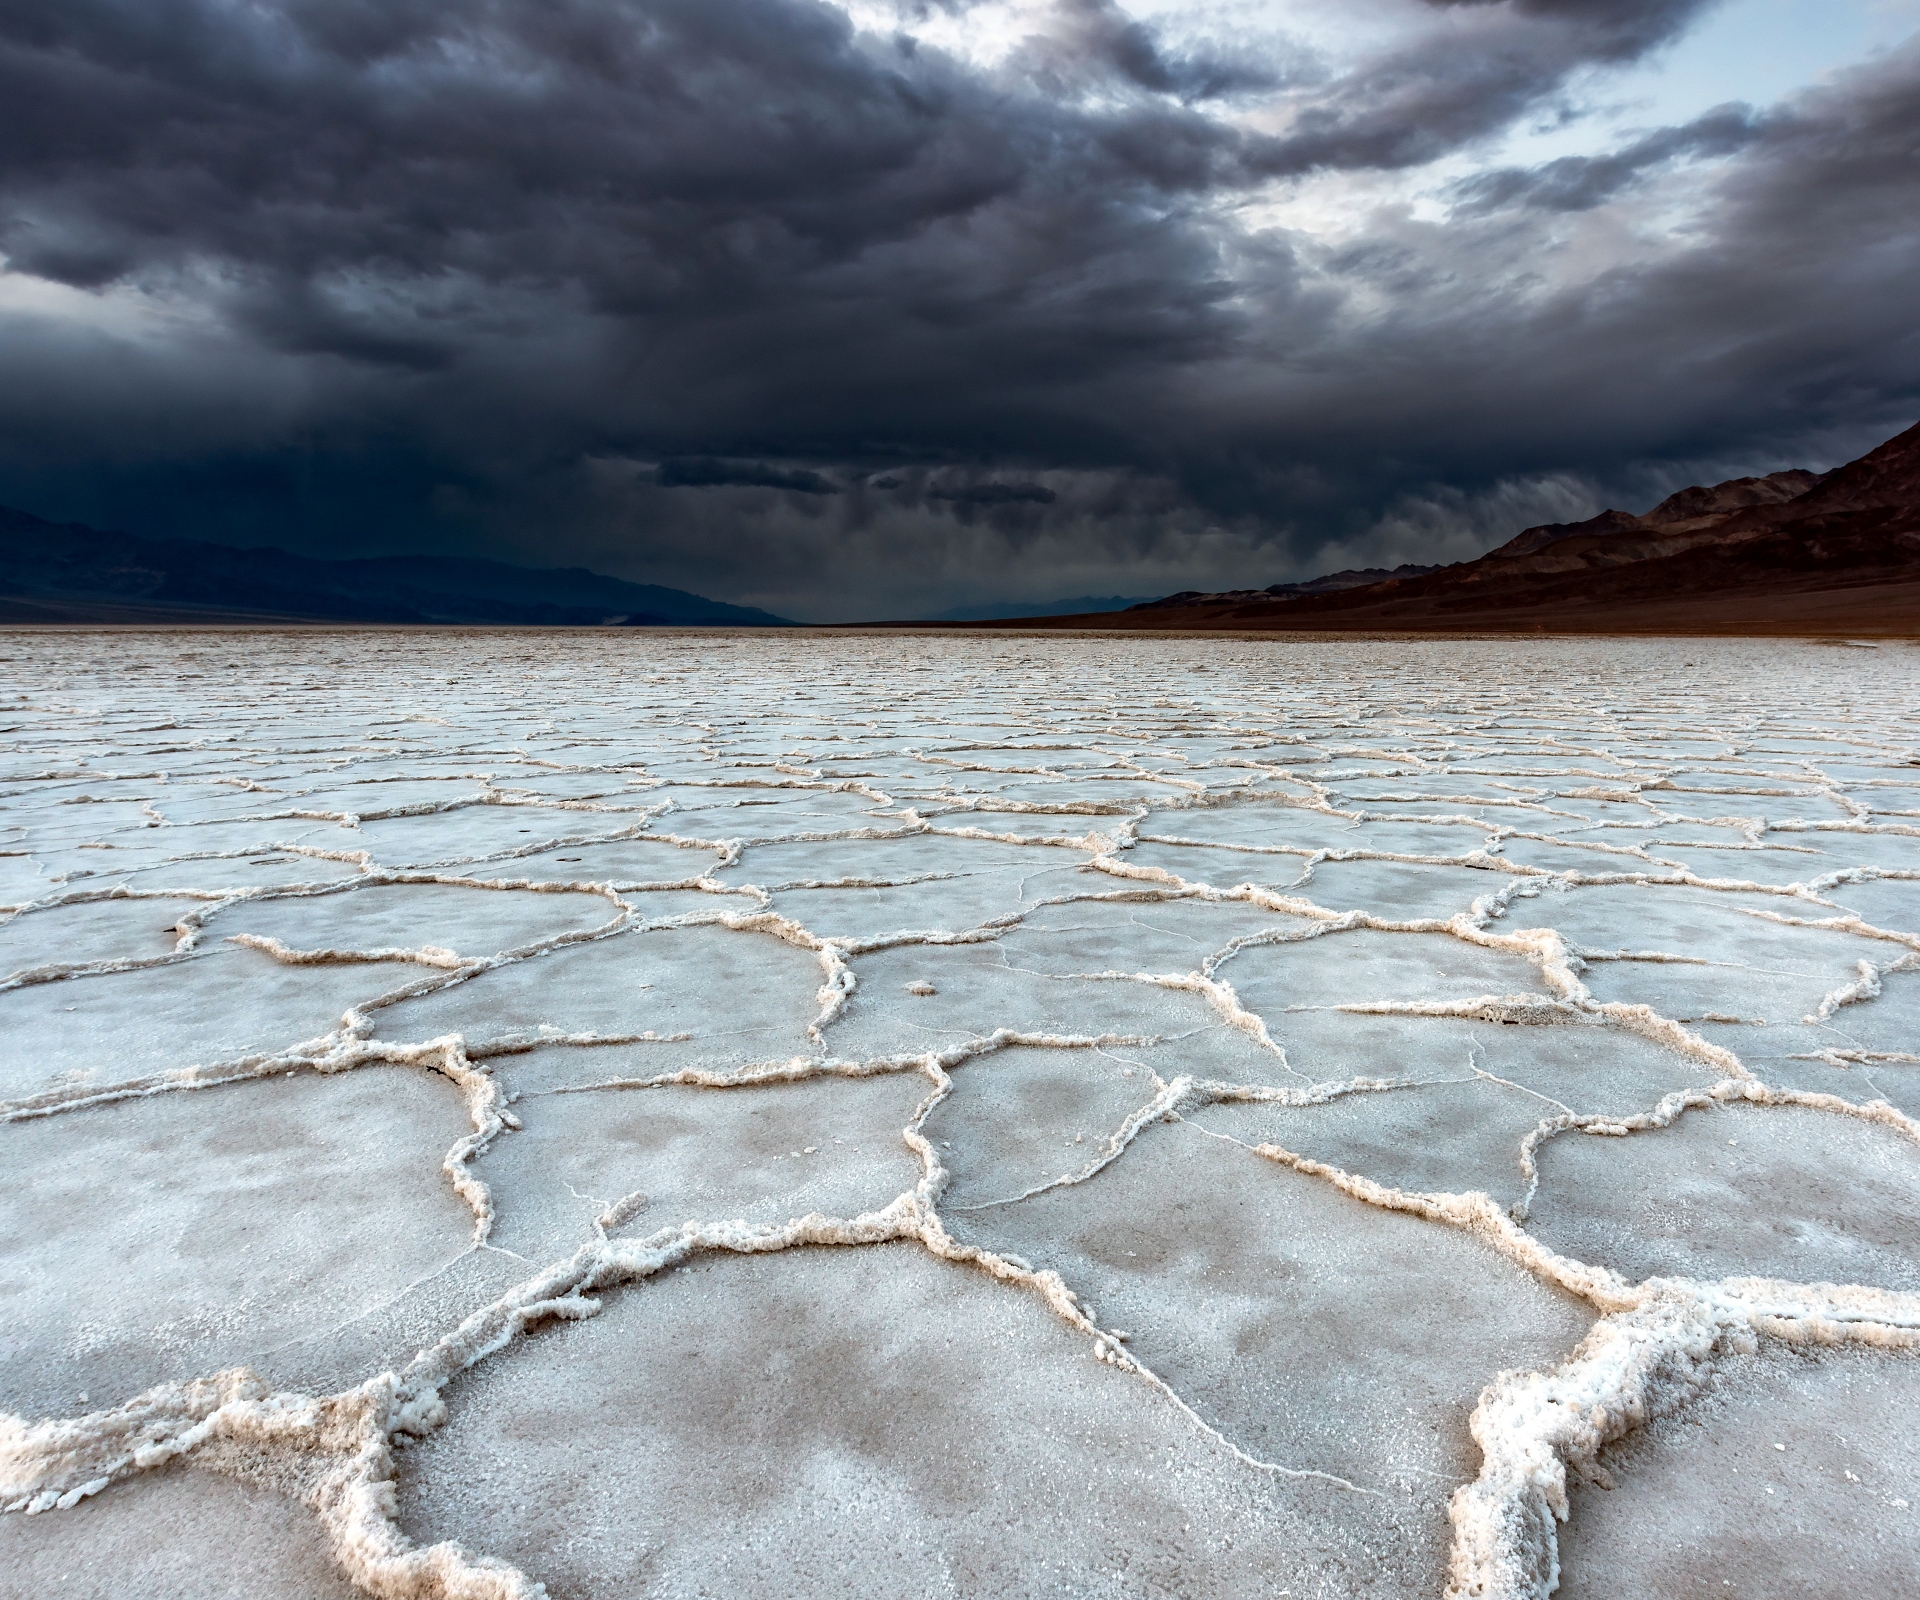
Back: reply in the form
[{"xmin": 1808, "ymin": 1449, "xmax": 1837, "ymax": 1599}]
[{"xmin": 2, "ymin": 0, "xmax": 1917, "ymax": 620}]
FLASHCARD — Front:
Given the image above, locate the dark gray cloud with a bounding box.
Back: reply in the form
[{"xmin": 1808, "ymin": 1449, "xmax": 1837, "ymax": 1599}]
[
  {"xmin": 656, "ymin": 459, "xmax": 842, "ymax": 494},
  {"xmin": 1039, "ymin": 0, "xmax": 1289, "ymax": 101},
  {"xmin": 1449, "ymin": 102, "xmax": 1776, "ymax": 213},
  {"xmin": 0, "ymin": 0, "xmax": 1915, "ymax": 619},
  {"xmin": 927, "ymin": 482, "xmax": 1058, "ymax": 505},
  {"xmin": 1243, "ymin": 0, "xmax": 1718, "ymax": 177}
]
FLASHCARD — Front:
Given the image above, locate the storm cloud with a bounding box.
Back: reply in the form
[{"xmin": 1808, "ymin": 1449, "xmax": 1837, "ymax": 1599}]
[
  {"xmin": 656, "ymin": 460, "xmax": 843, "ymax": 494},
  {"xmin": 0, "ymin": 0, "xmax": 1915, "ymax": 619}
]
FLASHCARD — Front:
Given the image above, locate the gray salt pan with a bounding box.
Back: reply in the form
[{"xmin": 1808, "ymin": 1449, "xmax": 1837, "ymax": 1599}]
[
  {"xmin": 926, "ymin": 1044, "xmax": 1164, "ymax": 1208},
  {"xmin": 0, "ymin": 1065, "xmax": 472, "ymax": 1416},
  {"xmin": 1255, "ymin": 1009, "xmax": 1709, "ymax": 1101},
  {"xmin": 1222, "ymin": 925, "xmax": 1548, "ymax": 1013},
  {"xmin": 0, "ymin": 1464, "xmax": 362, "ymax": 1600},
  {"xmin": 767, "ymin": 869, "xmax": 1083, "ymax": 940},
  {"xmin": 456, "ymin": 838, "xmax": 715, "ymax": 888},
  {"xmin": 1133, "ymin": 813, "xmax": 1363, "ymax": 859},
  {"xmin": 99, "ymin": 851, "xmax": 368, "ymax": 895},
  {"xmin": 472, "ymin": 1071, "xmax": 928, "ymax": 1260},
  {"xmin": 7, "ymin": 632, "xmax": 1920, "ymax": 1600},
  {"xmin": 0, "ymin": 943, "xmax": 419, "ymax": 1102},
  {"xmin": 1556, "ymin": 1346, "xmax": 1920, "ymax": 1599},
  {"xmin": 268, "ymin": 779, "xmax": 492, "ymax": 818},
  {"xmin": 714, "ymin": 832, "xmax": 1086, "ymax": 886},
  {"xmin": 394, "ymin": 1243, "xmax": 1427, "ymax": 1599},
  {"xmin": 1288, "ymin": 858, "xmax": 1521, "ymax": 922},
  {"xmin": 994, "ymin": 895, "xmax": 1309, "ymax": 977},
  {"xmin": 1822, "ymin": 874, "xmax": 1920, "ymax": 934},
  {"xmin": 350, "ymin": 806, "xmax": 641, "ymax": 866},
  {"xmin": 829, "ymin": 941, "xmax": 1232, "ymax": 1059},
  {"xmin": 207, "ymin": 881, "xmax": 620, "ymax": 961},
  {"xmin": 0, "ymin": 853, "xmax": 52, "ymax": 905},
  {"xmin": 1120, "ymin": 836, "xmax": 1317, "ymax": 892},
  {"xmin": 949, "ymin": 1122, "xmax": 1593, "ymax": 1506},
  {"xmin": 374, "ymin": 921, "xmax": 825, "ymax": 1060},
  {"xmin": 1527, "ymin": 1100, "xmax": 1920, "ymax": 1292},
  {"xmin": 0, "ymin": 895, "xmax": 206, "ymax": 978},
  {"xmin": 1186, "ymin": 1015, "xmax": 1720, "ymax": 1207}
]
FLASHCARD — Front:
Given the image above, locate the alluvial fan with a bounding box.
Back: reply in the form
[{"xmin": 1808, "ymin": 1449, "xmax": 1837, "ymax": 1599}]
[{"xmin": 3, "ymin": 629, "xmax": 1918, "ymax": 1599}]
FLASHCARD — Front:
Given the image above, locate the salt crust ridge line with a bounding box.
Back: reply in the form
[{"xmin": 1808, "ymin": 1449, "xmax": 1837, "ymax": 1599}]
[
  {"xmin": 8, "ymin": 1053, "xmax": 1920, "ymax": 1600},
  {"xmin": 3, "ymin": 1029, "xmax": 1397, "ymax": 1582},
  {"xmin": 0, "ymin": 879, "xmax": 842, "ymax": 1123},
  {"xmin": 0, "ymin": 854, "xmax": 1641, "ymax": 1124},
  {"xmin": 0, "ymin": 1043, "xmax": 1388, "ymax": 1600}
]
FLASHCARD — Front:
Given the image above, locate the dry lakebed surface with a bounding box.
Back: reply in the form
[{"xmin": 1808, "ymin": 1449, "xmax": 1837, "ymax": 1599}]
[{"xmin": 2, "ymin": 629, "xmax": 1917, "ymax": 1598}]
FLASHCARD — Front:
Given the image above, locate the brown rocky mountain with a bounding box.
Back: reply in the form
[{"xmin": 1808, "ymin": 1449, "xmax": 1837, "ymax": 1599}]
[
  {"xmin": 1131, "ymin": 562, "xmax": 1441, "ymax": 610},
  {"xmin": 948, "ymin": 419, "xmax": 1920, "ymax": 635},
  {"xmin": 1482, "ymin": 468, "xmax": 1822, "ymax": 562},
  {"xmin": 1481, "ymin": 508, "xmax": 1647, "ymax": 561},
  {"xmin": 1637, "ymin": 467, "xmax": 1824, "ymax": 527}
]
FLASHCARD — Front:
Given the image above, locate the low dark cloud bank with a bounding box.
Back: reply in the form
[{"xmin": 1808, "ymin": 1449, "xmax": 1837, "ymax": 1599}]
[
  {"xmin": 656, "ymin": 460, "xmax": 842, "ymax": 495},
  {"xmin": 0, "ymin": 0, "xmax": 1915, "ymax": 619}
]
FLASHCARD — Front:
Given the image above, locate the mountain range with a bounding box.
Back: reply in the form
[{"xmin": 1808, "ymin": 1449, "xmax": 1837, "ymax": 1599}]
[
  {"xmin": 9, "ymin": 417, "xmax": 1918, "ymax": 634},
  {"xmin": 0, "ymin": 508, "xmax": 788, "ymax": 627},
  {"xmin": 967, "ymin": 418, "xmax": 1920, "ymax": 635},
  {"xmin": 923, "ymin": 595, "xmax": 1157, "ymax": 622},
  {"xmin": 1133, "ymin": 564, "xmax": 1442, "ymax": 611}
]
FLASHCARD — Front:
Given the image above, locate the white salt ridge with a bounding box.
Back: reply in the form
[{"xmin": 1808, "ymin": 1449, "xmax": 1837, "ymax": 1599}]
[{"xmin": 2, "ymin": 632, "xmax": 1919, "ymax": 1598}]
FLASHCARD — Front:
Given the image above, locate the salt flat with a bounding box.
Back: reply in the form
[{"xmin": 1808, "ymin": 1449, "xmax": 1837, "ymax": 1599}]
[{"xmin": 2, "ymin": 628, "xmax": 1918, "ymax": 1599}]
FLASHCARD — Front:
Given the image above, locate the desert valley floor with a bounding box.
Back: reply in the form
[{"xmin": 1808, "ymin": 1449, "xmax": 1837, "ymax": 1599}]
[{"xmin": 2, "ymin": 629, "xmax": 1918, "ymax": 1599}]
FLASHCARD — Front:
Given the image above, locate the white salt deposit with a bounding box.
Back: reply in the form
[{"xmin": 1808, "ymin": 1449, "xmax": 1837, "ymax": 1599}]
[{"xmin": 2, "ymin": 629, "xmax": 1918, "ymax": 1598}]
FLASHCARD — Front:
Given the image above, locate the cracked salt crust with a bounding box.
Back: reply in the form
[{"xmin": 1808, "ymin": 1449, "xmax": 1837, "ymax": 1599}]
[
  {"xmin": 209, "ymin": 883, "xmax": 622, "ymax": 964},
  {"xmin": 1527, "ymin": 1099, "xmax": 1920, "ymax": 1293},
  {"xmin": 1554, "ymin": 1344, "xmax": 1920, "ymax": 1597},
  {"xmin": 2, "ymin": 631, "xmax": 1918, "ymax": 1598},
  {"xmin": 0, "ymin": 1065, "xmax": 477, "ymax": 1421},
  {"xmin": 394, "ymin": 1244, "xmax": 1402, "ymax": 1600},
  {"xmin": 474, "ymin": 1070, "xmax": 928, "ymax": 1262},
  {"xmin": 1, "ymin": 1461, "xmax": 364, "ymax": 1599},
  {"xmin": 1192, "ymin": 1019, "xmax": 1723, "ymax": 1208}
]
